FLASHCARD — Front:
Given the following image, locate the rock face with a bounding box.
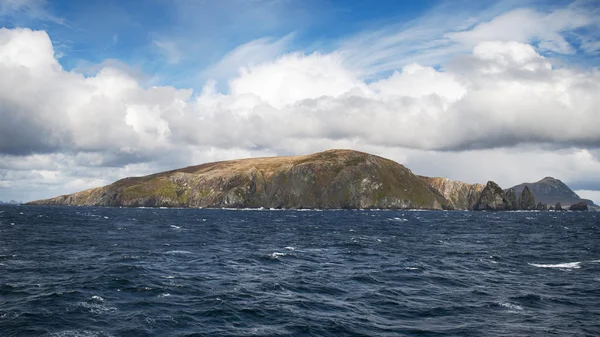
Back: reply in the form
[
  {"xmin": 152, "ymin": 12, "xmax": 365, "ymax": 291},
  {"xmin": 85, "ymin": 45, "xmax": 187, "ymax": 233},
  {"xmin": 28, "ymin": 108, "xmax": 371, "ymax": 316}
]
[
  {"xmin": 518, "ymin": 186, "xmax": 536, "ymax": 210},
  {"xmin": 569, "ymin": 202, "xmax": 588, "ymax": 211},
  {"xmin": 473, "ymin": 181, "xmax": 509, "ymax": 211},
  {"xmin": 505, "ymin": 188, "xmax": 518, "ymax": 210},
  {"xmin": 420, "ymin": 177, "xmax": 484, "ymax": 210},
  {"xmin": 509, "ymin": 177, "xmax": 597, "ymax": 208},
  {"xmin": 27, "ymin": 149, "xmax": 449, "ymax": 210}
]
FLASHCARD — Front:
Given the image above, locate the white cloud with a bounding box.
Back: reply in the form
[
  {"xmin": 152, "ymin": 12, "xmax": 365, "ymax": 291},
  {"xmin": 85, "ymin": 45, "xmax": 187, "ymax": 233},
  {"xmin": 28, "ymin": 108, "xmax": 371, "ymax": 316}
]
[
  {"xmin": 1, "ymin": 25, "xmax": 600, "ymax": 201},
  {"xmin": 338, "ymin": 2, "xmax": 600, "ymax": 79},
  {"xmin": 204, "ymin": 34, "xmax": 293, "ymax": 84},
  {"xmin": 229, "ymin": 52, "xmax": 369, "ymax": 108},
  {"xmin": 445, "ymin": 2, "xmax": 600, "ymax": 54},
  {"xmin": 370, "ymin": 63, "xmax": 467, "ymax": 102}
]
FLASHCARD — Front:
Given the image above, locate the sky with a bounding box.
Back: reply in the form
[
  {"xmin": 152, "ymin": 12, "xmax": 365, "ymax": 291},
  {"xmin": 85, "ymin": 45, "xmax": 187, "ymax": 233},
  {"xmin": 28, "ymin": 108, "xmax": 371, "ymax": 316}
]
[{"xmin": 1, "ymin": 0, "xmax": 600, "ymax": 203}]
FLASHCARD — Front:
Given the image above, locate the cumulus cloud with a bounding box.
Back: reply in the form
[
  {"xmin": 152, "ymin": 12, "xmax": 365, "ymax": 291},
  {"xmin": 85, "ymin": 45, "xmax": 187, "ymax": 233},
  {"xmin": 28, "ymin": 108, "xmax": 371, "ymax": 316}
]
[
  {"xmin": 204, "ymin": 34, "xmax": 293, "ymax": 85},
  {"xmin": 1, "ymin": 26, "xmax": 600, "ymax": 201}
]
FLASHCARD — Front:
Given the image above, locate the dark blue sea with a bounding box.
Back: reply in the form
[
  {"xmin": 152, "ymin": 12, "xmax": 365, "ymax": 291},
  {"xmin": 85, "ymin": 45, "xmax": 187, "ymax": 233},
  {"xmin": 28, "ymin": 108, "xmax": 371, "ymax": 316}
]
[{"xmin": 1, "ymin": 205, "xmax": 599, "ymax": 336}]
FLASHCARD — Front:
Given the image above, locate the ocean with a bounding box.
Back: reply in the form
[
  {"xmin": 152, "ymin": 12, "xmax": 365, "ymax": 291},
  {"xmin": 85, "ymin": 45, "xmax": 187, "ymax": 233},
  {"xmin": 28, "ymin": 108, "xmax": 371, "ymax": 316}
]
[{"xmin": 1, "ymin": 205, "xmax": 599, "ymax": 336}]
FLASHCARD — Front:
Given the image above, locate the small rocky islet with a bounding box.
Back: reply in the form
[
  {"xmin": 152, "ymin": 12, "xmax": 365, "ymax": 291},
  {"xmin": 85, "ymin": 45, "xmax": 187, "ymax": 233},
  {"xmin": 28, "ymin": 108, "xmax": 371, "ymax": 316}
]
[{"xmin": 26, "ymin": 149, "xmax": 595, "ymax": 211}]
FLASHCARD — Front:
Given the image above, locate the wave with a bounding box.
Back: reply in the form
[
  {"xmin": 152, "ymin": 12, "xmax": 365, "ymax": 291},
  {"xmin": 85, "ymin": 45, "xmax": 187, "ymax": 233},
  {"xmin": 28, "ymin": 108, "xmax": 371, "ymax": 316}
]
[
  {"xmin": 497, "ymin": 302, "xmax": 524, "ymax": 311},
  {"xmin": 165, "ymin": 250, "xmax": 193, "ymax": 255},
  {"xmin": 270, "ymin": 252, "xmax": 286, "ymax": 259},
  {"xmin": 48, "ymin": 330, "xmax": 115, "ymax": 337},
  {"xmin": 529, "ymin": 262, "xmax": 581, "ymax": 269}
]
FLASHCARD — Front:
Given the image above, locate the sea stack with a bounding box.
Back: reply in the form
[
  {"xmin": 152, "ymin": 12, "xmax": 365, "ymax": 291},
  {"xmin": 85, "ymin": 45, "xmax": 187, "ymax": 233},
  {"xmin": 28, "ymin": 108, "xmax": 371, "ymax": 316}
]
[
  {"xmin": 568, "ymin": 202, "xmax": 588, "ymax": 211},
  {"xmin": 473, "ymin": 181, "xmax": 508, "ymax": 211},
  {"xmin": 505, "ymin": 188, "xmax": 518, "ymax": 210},
  {"xmin": 518, "ymin": 186, "xmax": 536, "ymax": 210}
]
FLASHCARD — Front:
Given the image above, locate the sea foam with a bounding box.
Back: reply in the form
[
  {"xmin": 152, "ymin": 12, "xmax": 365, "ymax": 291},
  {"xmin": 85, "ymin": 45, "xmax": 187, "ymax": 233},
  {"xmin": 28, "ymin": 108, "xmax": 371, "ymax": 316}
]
[{"xmin": 529, "ymin": 262, "xmax": 581, "ymax": 269}]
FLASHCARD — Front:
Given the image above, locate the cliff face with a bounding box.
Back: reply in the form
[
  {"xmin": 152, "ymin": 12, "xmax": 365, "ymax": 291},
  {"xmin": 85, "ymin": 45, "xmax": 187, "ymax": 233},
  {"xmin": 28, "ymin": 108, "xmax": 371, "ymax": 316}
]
[
  {"xmin": 518, "ymin": 186, "xmax": 536, "ymax": 210},
  {"xmin": 505, "ymin": 188, "xmax": 518, "ymax": 210},
  {"xmin": 27, "ymin": 150, "xmax": 448, "ymax": 210},
  {"xmin": 473, "ymin": 181, "xmax": 509, "ymax": 211},
  {"xmin": 421, "ymin": 177, "xmax": 484, "ymax": 210}
]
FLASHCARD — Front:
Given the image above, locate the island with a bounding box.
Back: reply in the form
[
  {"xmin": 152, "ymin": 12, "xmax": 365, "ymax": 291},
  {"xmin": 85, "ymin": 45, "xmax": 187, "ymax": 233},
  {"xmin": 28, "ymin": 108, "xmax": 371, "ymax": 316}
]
[{"xmin": 26, "ymin": 149, "xmax": 596, "ymax": 211}]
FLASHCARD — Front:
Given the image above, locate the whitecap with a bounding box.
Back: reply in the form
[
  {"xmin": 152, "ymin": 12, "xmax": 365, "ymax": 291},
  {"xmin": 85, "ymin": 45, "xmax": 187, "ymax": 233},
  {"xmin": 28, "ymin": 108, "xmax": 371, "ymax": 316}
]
[
  {"xmin": 90, "ymin": 295, "xmax": 104, "ymax": 302},
  {"xmin": 48, "ymin": 330, "xmax": 114, "ymax": 337},
  {"xmin": 76, "ymin": 301, "xmax": 117, "ymax": 315},
  {"xmin": 165, "ymin": 250, "xmax": 192, "ymax": 255},
  {"xmin": 158, "ymin": 293, "xmax": 171, "ymax": 298},
  {"xmin": 170, "ymin": 225, "xmax": 181, "ymax": 229},
  {"xmin": 498, "ymin": 302, "xmax": 523, "ymax": 311},
  {"xmin": 529, "ymin": 262, "xmax": 581, "ymax": 269},
  {"xmin": 284, "ymin": 246, "xmax": 295, "ymax": 251},
  {"xmin": 271, "ymin": 252, "xmax": 286, "ymax": 258}
]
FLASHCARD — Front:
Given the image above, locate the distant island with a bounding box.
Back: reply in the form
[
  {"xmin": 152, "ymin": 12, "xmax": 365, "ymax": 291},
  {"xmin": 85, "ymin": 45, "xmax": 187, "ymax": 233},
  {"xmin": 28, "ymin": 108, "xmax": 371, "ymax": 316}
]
[
  {"xmin": 26, "ymin": 149, "xmax": 597, "ymax": 211},
  {"xmin": 0, "ymin": 200, "xmax": 21, "ymax": 205}
]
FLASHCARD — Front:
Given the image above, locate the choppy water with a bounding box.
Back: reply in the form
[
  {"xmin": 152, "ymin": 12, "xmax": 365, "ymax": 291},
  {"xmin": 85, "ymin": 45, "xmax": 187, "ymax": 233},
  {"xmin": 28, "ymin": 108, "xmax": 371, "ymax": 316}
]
[{"xmin": 1, "ymin": 205, "xmax": 599, "ymax": 336}]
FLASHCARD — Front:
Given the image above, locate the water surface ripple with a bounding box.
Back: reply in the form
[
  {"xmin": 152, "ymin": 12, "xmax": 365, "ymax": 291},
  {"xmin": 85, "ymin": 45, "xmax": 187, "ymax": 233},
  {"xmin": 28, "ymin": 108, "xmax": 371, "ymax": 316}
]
[{"xmin": 1, "ymin": 206, "xmax": 599, "ymax": 336}]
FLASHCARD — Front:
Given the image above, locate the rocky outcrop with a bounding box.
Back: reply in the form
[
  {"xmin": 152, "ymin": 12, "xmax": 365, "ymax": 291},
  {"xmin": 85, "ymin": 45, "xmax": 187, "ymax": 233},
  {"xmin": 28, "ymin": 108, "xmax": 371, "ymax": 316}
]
[
  {"xmin": 421, "ymin": 177, "xmax": 484, "ymax": 210},
  {"xmin": 27, "ymin": 149, "xmax": 449, "ymax": 210},
  {"xmin": 505, "ymin": 188, "xmax": 518, "ymax": 210},
  {"xmin": 569, "ymin": 202, "xmax": 588, "ymax": 211},
  {"xmin": 536, "ymin": 202, "xmax": 547, "ymax": 210},
  {"xmin": 555, "ymin": 202, "xmax": 563, "ymax": 211},
  {"xmin": 473, "ymin": 181, "xmax": 509, "ymax": 211},
  {"xmin": 509, "ymin": 177, "xmax": 597, "ymax": 209},
  {"xmin": 518, "ymin": 186, "xmax": 536, "ymax": 210}
]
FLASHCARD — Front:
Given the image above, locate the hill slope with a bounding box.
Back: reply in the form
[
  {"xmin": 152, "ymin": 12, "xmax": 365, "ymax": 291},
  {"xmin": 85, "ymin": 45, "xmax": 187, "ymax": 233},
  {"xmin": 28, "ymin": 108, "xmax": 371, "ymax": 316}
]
[
  {"xmin": 27, "ymin": 149, "xmax": 449, "ymax": 209},
  {"xmin": 508, "ymin": 177, "xmax": 597, "ymax": 208}
]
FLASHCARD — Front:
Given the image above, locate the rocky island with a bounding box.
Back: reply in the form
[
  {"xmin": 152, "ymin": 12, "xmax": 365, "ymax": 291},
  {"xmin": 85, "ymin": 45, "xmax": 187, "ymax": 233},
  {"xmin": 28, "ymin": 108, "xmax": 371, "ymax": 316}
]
[
  {"xmin": 27, "ymin": 149, "xmax": 596, "ymax": 211},
  {"xmin": 27, "ymin": 150, "xmax": 449, "ymax": 209}
]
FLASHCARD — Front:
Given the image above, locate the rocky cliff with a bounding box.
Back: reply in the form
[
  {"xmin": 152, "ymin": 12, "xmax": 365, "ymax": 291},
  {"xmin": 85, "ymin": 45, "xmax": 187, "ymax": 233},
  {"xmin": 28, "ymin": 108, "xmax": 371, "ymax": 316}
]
[
  {"xmin": 518, "ymin": 186, "xmax": 536, "ymax": 210},
  {"xmin": 473, "ymin": 181, "xmax": 510, "ymax": 211},
  {"xmin": 505, "ymin": 188, "xmax": 518, "ymax": 210},
  {"xmin": 569, "ymin": 202, "xmax": 588, "ymax": 211},
  {"xmin": 27, "ymin": 149, "xmax": 449, "ymax": 210},
  {"xmin": 421, "ymin": 177, "xmax": 484, "ymax": 210}
]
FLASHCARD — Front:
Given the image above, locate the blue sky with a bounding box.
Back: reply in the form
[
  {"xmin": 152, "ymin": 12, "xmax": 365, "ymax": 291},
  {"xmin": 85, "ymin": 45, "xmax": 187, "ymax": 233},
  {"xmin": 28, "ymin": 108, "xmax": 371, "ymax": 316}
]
[
  {"xmin": 1, "ymin": 0, "xmax": 600, "ymax": 202},
  {"xmin": 4, "ymin": 0, "xmax": 598, "ymax": 90}
]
